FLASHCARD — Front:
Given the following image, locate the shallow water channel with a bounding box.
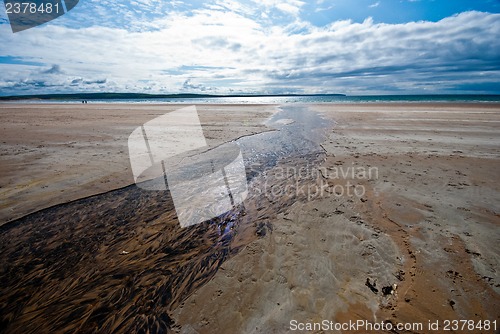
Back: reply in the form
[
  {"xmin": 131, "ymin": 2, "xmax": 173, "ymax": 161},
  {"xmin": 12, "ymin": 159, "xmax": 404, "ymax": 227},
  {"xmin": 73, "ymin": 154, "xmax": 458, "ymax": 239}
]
[{"xmin": 0, "ymin": 105, "xmax": 331, "ymax": 333}]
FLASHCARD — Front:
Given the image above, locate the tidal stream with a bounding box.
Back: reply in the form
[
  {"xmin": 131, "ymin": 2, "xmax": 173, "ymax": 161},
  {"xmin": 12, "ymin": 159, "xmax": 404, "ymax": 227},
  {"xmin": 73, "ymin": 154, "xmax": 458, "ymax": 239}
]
[{"xmin": 0, "ymin": 105, "xmax": 330, "ymax": 333}]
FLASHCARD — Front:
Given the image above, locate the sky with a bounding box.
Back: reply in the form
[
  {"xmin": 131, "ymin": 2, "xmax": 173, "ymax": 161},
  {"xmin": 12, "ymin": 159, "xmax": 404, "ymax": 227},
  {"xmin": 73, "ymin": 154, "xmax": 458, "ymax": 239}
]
[{"xmin": 0, "ymin": 0, "xmax": 499, "ymax": 96}]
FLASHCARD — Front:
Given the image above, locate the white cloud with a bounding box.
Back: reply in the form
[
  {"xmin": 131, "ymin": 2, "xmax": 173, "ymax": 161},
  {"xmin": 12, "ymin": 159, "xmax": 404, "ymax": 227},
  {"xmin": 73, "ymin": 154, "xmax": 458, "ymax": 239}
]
[
  {"xmin": 369, "ymin": 2, "xmax": 380, "ymax": 8},
  {"xmin": 0, "ymin": 9, "xmax": 499, "ymax": 95},
  {"xmin": 251, "ymin": 0, "xmax": 305, "ymax": 17},
  {"xmin": 315, "ymin": 5, "xmax": 335, "ymax": 13}
]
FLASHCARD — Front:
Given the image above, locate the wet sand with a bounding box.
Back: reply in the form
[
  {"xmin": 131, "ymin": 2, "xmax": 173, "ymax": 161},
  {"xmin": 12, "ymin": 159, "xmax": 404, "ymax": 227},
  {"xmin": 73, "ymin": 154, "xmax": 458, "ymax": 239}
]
[{"xmin": 1, "ymin": 103, "xmax": 499, "ymax": 333}]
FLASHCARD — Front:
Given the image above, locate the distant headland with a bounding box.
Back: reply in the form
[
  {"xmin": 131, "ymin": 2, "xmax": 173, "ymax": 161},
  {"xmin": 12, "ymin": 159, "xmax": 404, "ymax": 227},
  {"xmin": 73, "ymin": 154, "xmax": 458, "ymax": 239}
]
[{"xmin": 0, "ymin": 93, "xmax": 346, "ymax": 101}]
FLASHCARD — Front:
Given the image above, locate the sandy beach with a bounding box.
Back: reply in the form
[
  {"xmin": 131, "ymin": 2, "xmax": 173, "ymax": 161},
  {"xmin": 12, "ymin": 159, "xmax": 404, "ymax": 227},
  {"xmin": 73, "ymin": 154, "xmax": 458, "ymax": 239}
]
[
  {"xmin": 0, "ymin": 103, "xmax": 499, "ymax": 333},
  {"xmin": 0, "ymin": 104, "xmax": 277, "ymax": 224}
]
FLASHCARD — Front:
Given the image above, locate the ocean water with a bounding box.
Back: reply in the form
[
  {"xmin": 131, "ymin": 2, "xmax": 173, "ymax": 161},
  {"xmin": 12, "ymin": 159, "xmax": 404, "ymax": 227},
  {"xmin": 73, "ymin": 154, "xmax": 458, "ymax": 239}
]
[{"xmin": 4, "ymin": 94, "xmax": 500, "ymax": 104}]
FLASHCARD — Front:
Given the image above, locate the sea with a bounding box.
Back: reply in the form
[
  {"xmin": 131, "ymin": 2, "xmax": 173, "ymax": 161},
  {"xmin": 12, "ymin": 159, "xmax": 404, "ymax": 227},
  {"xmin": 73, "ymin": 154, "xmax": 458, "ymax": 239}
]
[{"xmin": 3, "ymin": 94, "xmax": 500, "ymax": 104}]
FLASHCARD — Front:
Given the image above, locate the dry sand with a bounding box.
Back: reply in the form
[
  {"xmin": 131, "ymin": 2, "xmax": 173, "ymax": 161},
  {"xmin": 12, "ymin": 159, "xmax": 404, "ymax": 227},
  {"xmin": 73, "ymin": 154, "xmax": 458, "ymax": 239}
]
[
  {"xmin": 0, "ymin": 103, "xmax": 277, "ymax": 224},
  {"xmin": 0, "ymin": 103, "xmax": 499, "ymax": 333}
]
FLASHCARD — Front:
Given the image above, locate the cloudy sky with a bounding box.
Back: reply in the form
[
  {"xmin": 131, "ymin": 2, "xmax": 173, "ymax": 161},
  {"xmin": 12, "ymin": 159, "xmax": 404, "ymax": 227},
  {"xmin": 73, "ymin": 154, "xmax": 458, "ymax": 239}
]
[{"xmin": 1, "ymin": 0, "xmax": 499, "ymax": 96}]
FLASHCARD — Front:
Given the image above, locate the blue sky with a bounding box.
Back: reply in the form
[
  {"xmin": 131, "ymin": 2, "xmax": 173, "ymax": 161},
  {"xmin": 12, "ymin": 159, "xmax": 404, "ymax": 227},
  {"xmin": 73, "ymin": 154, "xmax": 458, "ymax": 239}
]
[{"xmin": 1, "ymin": 0, "xmax": 499, "ymax": 96}]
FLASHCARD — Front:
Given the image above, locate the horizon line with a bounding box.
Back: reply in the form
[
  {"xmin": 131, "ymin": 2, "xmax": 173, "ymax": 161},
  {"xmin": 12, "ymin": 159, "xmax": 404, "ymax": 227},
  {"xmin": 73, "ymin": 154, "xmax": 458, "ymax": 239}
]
[{"xmin": 2, "ymin": 92, "xmax": 500, "ymax": 101}]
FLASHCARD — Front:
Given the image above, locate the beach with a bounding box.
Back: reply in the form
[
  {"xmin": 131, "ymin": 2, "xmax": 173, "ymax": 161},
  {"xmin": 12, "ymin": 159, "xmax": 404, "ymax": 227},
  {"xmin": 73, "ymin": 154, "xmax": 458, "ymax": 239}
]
[
  {"xmin": 0, "ymin": 104, "xmax": 277, "ymax": 224},
  {"xmin": 0, "ymin": 102, "xmax": 499, "ymax": 333}
]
